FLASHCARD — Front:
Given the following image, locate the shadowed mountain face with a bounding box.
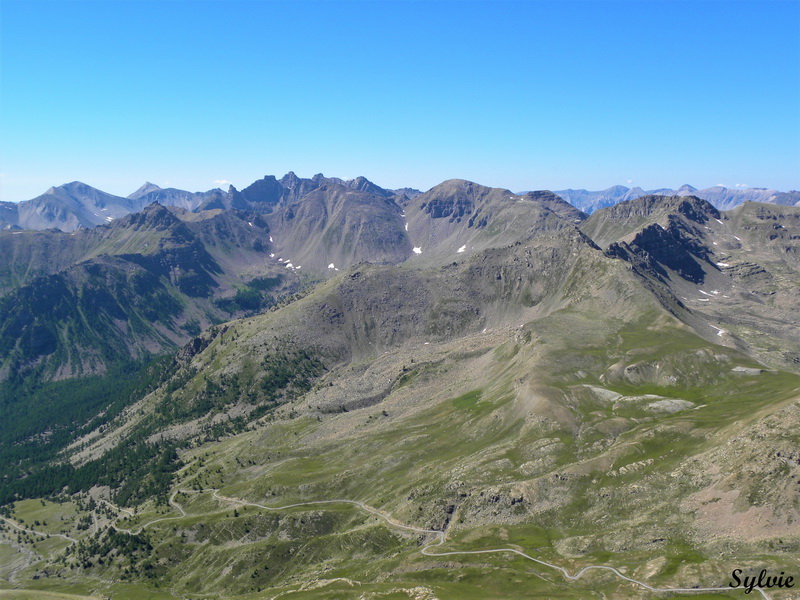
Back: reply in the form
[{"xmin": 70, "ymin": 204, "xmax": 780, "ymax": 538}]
[
  {"xmin": 584, "ymin": 195, "xmax": 800, "ymax": 370},
  {"xmin": 1, "ymin": 177, "xmax": 800, "ymax": 600},
  {"xmin": 0, "ymin": 204, "xmax": 297, "ymax": 381}
]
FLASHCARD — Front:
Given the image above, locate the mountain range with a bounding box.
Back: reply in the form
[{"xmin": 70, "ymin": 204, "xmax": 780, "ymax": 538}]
[
  {"xmin": 2, "ymin": 175, "xmax": 798, "ymax": 233},
  {"xmin": 1, "ymin": 173, "xmax": 799, "ymax": 600},
  {"xmin": 552, "ymin": 183, "xmax": 800, "ymax": 213}
]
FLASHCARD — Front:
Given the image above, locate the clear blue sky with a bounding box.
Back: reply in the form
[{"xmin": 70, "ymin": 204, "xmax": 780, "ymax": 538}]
[{"xmin": 1, "ymin": 0, "xmax": 798, "ymax": 201}]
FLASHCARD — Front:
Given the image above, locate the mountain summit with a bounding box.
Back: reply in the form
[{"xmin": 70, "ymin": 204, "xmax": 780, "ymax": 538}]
[{"xmin": 127, "ymin": 181, "xmax": 163, "ymax": 200}]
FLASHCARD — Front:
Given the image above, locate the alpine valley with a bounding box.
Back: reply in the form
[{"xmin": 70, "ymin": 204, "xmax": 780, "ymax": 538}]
[{"xmin": 1, "ymin": 173, "xmax": 799, "ymax": 600}]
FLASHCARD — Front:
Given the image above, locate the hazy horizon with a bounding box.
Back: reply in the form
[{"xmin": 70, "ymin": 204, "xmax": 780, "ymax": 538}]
[{"xmin": 3, "ymin": 175, "xmax": 797, "ymax": 205}]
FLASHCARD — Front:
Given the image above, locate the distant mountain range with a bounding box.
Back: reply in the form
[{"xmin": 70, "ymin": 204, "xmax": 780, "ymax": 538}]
[
  {"xmin": 550, "ymin": 183, "xmax": 800, "ymax": 213},
  {"xmin": 0, "ymin": 173, "xmax": 422, "ymax": 232},
  {"xmin": 2, "ymin": 175, "xmax": 797, "ymax": 232}
]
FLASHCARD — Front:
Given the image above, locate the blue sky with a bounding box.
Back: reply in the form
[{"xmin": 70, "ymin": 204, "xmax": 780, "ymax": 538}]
[{"xmin": 1, "ymin": 0, "xmax": 798, "ymax": 201}]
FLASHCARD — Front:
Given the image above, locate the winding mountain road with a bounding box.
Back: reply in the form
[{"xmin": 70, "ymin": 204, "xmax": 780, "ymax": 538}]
[
  {"xmin": 0, "ymin": 515, "xmax": 77, "ymax": 543},
  {"xmin": 12, "ymin": 489, "xmax": 768, "ymax": 598},
  {"xmin": 207, "ymin": 489, "xmax": 770, "ymax": 599},
  {"xmin": 111, "ymin": 490, "xmax": 189, "ymax": 535}
]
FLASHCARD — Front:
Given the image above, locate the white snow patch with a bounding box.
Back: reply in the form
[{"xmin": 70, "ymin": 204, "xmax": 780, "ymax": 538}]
[
  {"xmin": 424, "ymin": 342, "xmax": 429, "ymax": 345},
  {"xmin": 699, "ymin": 290, "xmax": 712, "ymax": 296},
  {"xmin": 285, "ymin": 263, "xmax": 293, "ymax": 268},
  {"xmin": 101, "ymin": 208, "xmax": 107, "ymax": 211},
  {"xmin": 248, "ymin": 222, "xmax": 253, "ymax": 227},
  {"xmin": 734, "ymin": 236, "xmax": 741, "ymax": 241},
  {"xmin": 710, "ymin": 325, "xmax": 726, "ymax": 337},
  {"xmin": 710, "ymin": 290, "xmax": 719, "ymax": 295},
  {"xmin": 716, "ymin": 262, "xmax": 730, "ymax": 267},
  {"xmin": 270, "ymin": 253, "xmax": 275, "ymax": 258},
  {"xmin": 105, "ymin": 216, "xmax": 114, "ymax": 222},
  {"xmin": 296, "ymin": 266, "xmax": 301, "ymax": 270},
  {"xmin": 712, "ymin": 242, "xmax": 718, "ymax": 245},
  {"xmin": 715, "ymin": 218, "xmax": 723, "ymax": 224},
  {"xmin": 404, "ymin": 222, "xmax": 408, "ymax": 231},
  {"xmin": 697, "ymin": 298, "xmax": 710, "ymax": 302},
  {"xmin": 328, "ymin": 263, "xmax": 336, "ymax": 269},
  {"xmin": 457, "ymin": 245, "xmax": 466, "ymax": 253},
  {"xmin": 269, "ymin": 236, "xmax": 273, "ymax": 242},
  {"xmin": 413, "ymin": 247, "xmax": 422, "ymax": 254}
]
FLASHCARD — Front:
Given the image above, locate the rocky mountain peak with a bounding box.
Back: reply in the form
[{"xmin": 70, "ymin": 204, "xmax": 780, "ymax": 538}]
[
  {"xmin": 128, "ymin": 182, "xmax": 162, "ymax": 200},
  {"xmin": 279, "ymin": 171, "xmax": 300, "ymax": 188},
  {"xmin": 240, "ymin": 176, "xmax": 284, "ymax": 206},
  {"xmin": 120, "ymin": 201, "xmax": 182, "ymax": 231}
]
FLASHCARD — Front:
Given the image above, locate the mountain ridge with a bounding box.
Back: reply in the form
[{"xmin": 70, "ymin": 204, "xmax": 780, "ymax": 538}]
[{"xmin": 4, "ymin": 174, "xmax": 799, "ymax": 232}]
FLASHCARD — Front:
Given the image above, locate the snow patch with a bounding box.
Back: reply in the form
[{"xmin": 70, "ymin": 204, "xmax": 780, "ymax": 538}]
[
  {"xmin": 285, "ymin": 263, "xmax": 293, "ymax": 269},
  {"xmin": 716, "ymin": 262, "xmax": 730, "ymax": 267},
  {"xmin": 715, "ymin": 218, "xmax": 723, "ymax": 224},
  {"xmin": 710, "ymin": 325, "xmax": 726, "ymax": 337},
  {"xmin": 404, "ymin": 222, "xmax": 408, "ymax": 231},
  {"xmin": 328, "ymin": 263, "xmax": 336, "ymax": 269},
  {"xmin": 270, "ymin": 253, "xmax": 275, "ymax": 258},
  {"xmin": 697, "ymin": 298, "xmax": 710, "ymax": 302},
  {"xmin": 269, "ymin": 236, "xmax": 273, "ymax": 242},
  {"xmin": 105, "ymin": 216, "xmax": 114, "ymax": 222},
  {"xmin": 457, "ymin": 245, "xmax": 466, "ymax": 253},
  {"xmin": 413, "ymin": 247, "xmax": 422, "ymax": 254},
  {"xmin": 734, "ymin": 236, "xmax": 741, "ymax": 241},
  {"xmin": 248, "ymin": 222, "xmax": 253, "ymax": 227}
]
